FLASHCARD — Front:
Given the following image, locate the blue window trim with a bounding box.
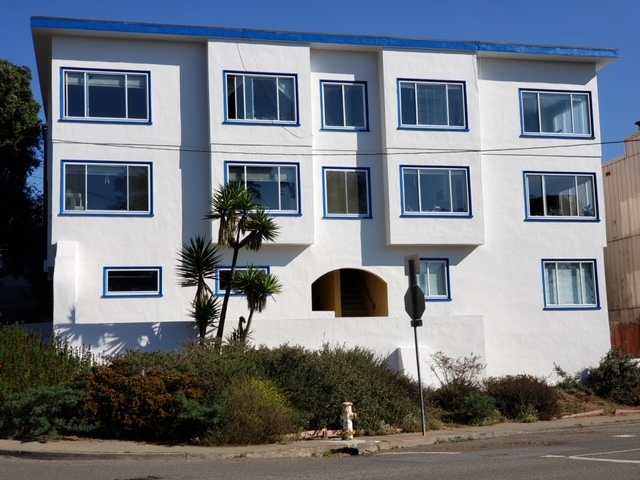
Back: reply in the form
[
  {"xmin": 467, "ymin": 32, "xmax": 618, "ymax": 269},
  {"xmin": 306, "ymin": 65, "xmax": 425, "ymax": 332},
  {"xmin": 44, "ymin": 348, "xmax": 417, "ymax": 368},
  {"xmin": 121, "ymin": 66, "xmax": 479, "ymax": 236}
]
[
  {"xmin": 419, "ymin": 257, "xmax": 452, "ymax": 302},
  {"xmin": 523, "ymin": 171, "xmax": 599, "ymax": 222},
  {"xmin": 397, "ymin": 78, "xmax": 469, "ymax": 131},
  {"xmin": 60, "ymin": 67, "xmax": 152, "ymax": 124},
  {"xmin": 223, "ymin": 70, "xmax": 300, "ymax": 126},
  {"xmin": 519, "ymin": 88, "xmax": 594, "ymax": 139},
  {"xmin": 322, "ymin": 166, "xmax": 372, "ymax": 219},
  {"xmin": 224, "ymin": 161, "xmax": 302, "ymax": 216},
  {"xmin": 60, "ymin": 160, "xmax": 153, "ymax": 216},
  {"xmin": 215, "ymin": 265, "xmax": 270, "ymax": 296},
  {"xmin": 541, "ymin": 259, "xmax": 600, "ymax": 310},
  {"xmin": 103, "ymin": 266, "xmax": 163, "ymax": 298},
  {"xmin": 319, "ymin": 80, "xmax": 369, "ymax": 131},
  {"xmin": 399, "ymin": 165, "xmax": 472, "ymax": 217}
]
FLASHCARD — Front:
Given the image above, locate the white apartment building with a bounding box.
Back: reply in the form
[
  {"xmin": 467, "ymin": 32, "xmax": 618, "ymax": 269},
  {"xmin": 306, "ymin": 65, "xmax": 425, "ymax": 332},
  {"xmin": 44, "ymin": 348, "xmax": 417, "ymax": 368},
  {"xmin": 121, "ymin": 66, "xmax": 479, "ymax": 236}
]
[{"xmin": 31, "ymin": 17, "xmax": 617, "ymax": 382}]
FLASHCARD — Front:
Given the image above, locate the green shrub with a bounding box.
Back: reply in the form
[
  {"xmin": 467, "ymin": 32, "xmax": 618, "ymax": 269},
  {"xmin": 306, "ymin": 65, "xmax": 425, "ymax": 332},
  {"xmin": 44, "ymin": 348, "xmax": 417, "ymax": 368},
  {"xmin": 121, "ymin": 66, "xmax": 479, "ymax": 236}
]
[
  {"xmin": 0, "ymin": 324, "xmax": 93, "ymax": 397},
  {"xmin": 586, "ymin": 350, "xmax": 640, "ymax": 405},
  {"xmin": 485, "ymin": 375, "xmax": 559, "ymax": 421},
  {"xmin": 85, "ymin": 365, "xmax": 218, "ymax": 441},
  {"xmin": 211, "ymin": 377, "xmax": 297, "ymax": 445},
  {"xmin": 460, "ymin": 393, "xmax": 500, "ymax": 426},
  {"xmin": 247, "ymin": 344, "xmax": 421, "ymax": 434},
  {"xmin": 427, "ymin": 351, "xmax": 487, "ymax": 424},
  {"xmin": 432, "ymin": 380, "xmax": 481, "ymax": 423},
  {"xmin": 0, "ymin": 384, "xmax": 95, "ymax": 441},
  {"xmin": 553, "ymin": 363, "xmax": 589, "ymax": 396}
]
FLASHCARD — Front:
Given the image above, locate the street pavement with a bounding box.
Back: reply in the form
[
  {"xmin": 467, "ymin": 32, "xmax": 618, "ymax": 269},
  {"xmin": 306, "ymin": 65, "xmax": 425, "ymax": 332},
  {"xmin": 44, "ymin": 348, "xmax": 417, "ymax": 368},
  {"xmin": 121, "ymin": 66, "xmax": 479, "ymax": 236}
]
[{"xmin": 1, "ymin": 411, "xmax": 640, "ymax": 461}]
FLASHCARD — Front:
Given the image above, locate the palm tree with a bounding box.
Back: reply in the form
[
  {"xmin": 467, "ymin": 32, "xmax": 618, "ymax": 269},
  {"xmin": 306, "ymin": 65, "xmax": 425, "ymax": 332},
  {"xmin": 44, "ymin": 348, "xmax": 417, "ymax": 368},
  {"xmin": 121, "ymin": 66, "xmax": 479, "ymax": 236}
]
[
  {"xmin": 231, "ymin": 267, "xmax": 282, "ymax": 341},
  {"xmin": 176, "ymin": 236, "xmax": 221, "ymax": 339},
  {"xmin": 206, "ymin": 182, "xmax": 279, "ymax": 340}
]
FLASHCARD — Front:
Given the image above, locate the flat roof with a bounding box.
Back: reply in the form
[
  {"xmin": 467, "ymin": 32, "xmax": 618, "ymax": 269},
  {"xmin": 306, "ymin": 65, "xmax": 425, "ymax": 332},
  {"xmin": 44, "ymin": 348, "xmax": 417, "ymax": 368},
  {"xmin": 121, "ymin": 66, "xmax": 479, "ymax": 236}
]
[{"xmin": 31, "ymin": 16, "xmax": 618, "ymax": 61}]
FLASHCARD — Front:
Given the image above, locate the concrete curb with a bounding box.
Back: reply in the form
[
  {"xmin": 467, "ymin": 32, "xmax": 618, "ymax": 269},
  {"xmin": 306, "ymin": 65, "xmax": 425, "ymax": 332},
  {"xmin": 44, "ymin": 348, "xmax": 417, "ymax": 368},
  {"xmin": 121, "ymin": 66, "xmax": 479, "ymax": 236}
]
[{"xmin": 2, "ymin": 414, "xmax": 640, "ymax": 460}]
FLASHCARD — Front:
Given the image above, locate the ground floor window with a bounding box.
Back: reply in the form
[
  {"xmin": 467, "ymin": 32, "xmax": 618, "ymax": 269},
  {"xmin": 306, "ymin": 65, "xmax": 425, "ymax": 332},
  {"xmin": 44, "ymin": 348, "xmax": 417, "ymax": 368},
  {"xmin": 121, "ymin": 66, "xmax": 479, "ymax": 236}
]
[
  {"xmin": 543, "ymin": 260, "xmax": 598, "ymax": 308},
  {"xmin": 216, "ymin": 266, "xmax": 269, "ymax": 295},
  {"xmin": 418, "ymin": 259, "xmax": 450, "ymax": 300},
  {"xmin": 104, "ymin": 267, "xmax": 161, "ymax": 297}
]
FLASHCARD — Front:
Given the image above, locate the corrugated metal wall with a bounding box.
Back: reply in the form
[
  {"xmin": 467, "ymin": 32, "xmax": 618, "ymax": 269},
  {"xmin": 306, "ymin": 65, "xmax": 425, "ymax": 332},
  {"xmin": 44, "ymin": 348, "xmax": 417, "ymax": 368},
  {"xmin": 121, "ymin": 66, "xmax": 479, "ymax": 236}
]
[{"xmin": 604, "ymin": 132, "xmax": 640, "ymax": 356}]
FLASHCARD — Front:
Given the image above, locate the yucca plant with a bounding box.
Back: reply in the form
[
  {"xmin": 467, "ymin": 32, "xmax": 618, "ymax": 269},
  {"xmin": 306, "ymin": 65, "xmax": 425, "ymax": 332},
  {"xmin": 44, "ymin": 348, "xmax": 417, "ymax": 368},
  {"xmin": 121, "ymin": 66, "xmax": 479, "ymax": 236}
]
[
  {"xmin": 205, "ymin": 182, "xmax": 279, "ymax": 340},
  {"xmin": 177, "ymin": 236, "xmax": 221, "ymax": 339},
  {"xmin": 231, "ymin": 267, "xmax": 282, "ymax": 341}
]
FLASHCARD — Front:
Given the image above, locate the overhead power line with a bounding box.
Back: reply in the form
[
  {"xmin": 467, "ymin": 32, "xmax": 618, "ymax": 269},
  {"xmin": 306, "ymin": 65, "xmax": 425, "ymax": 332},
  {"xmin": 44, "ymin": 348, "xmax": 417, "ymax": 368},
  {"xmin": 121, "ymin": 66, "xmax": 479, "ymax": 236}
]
[{"xmin": 46, "ymin": 137, "xmax": 633, "ymax": 159}]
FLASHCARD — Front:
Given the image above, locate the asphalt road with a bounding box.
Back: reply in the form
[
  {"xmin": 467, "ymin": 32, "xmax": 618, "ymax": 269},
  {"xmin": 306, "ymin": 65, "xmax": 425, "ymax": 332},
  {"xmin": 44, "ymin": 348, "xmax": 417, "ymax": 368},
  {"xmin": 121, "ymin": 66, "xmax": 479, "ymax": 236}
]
[{"xmin": 1, "ymin": 422, "xmax": 639, "ymax": 480}]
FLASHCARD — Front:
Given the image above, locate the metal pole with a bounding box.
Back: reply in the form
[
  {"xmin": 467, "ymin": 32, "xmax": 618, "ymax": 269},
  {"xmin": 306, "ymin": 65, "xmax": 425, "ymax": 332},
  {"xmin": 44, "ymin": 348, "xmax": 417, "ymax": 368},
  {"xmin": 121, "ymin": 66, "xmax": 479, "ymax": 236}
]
[
  {"xmin": 408, "ymin": 260, "xmax": 427, "ymax": 436},
  {"xmin": 414, "ymin": 323, "xmax": 426, "ymax": 436}
]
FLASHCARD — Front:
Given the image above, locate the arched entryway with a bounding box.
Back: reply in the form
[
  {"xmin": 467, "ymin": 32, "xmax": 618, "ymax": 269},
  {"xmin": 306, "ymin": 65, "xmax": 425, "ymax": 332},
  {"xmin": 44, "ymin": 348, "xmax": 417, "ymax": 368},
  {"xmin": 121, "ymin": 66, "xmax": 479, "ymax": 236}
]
[{"xmin": 311, "ymin": 268, "xmax": 388, "ymax": 317}]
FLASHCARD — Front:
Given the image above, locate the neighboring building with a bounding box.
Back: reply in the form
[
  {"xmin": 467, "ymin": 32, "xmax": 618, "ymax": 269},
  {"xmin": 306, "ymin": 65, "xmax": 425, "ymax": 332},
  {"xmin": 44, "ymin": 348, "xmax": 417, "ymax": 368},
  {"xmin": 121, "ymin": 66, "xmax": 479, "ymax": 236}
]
[
  {"xmin": 32, "ymin": 17, "xmax": 617, "ymax": 382},
  {"xmin": 603, "ymin": 129, "xmax": 640, "ymax": 357}
]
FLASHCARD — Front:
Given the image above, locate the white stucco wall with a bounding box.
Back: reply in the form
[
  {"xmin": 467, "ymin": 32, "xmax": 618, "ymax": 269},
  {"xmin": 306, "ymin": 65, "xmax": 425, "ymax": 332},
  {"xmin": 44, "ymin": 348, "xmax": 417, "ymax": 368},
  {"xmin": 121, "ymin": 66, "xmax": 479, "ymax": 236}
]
[
  {"xmin": 38, "ymin": 26, "xmax": 612, "ymax": 384},
  {"xmin": 49, "ymin": 36, "xmax": 211, "ymax": 326}
]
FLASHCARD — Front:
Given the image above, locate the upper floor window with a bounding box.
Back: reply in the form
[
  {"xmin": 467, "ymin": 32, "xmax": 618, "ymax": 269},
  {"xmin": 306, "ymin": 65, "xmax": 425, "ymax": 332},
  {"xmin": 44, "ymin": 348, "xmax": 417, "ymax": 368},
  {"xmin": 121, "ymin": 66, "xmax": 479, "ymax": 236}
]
[
  {"xmin": 321, "ymin": 80, "xmax": 368, "ymax": 130},
  {"xmin": 62, "ymin": 161, "xmax": 151, "ymax": 215},
  {"xmin": 226, "ymin": 162, "xmax": 299, "ymax": 214},
  {"xmin": 226, "ymin": 72, "xmax": 297, "ymax": 124},
  {"xmin": 63, "ymin": 69, "xmax": 149, "ymax": 122},
  {"xmin": 418, "ymin": 259, "xmax": 450, "ymax": 300},
  {"xmin": 104, "ymin": 267, "xmax": 162, "ymax": 297},
  {"xmin": 401, "ymin": 166, "xmax": 470, "ymax": 216},
  {"xmin": 543, "ymin": 260, "xmax": 598, "ymax": 309},
  {"xmin": 520, "ymin": 90, "xmax": 592, "ymax": 137},
  {"xmin": 399, "ymin": 80, "xmax": 466, "ymax": 129},
  {"xmin": 525, "ymin": 172, "xmax": 597, "ymax": 220},
  {"xmin": 323, "ymin": 167, "xmax": 371, "ymax": 218}
]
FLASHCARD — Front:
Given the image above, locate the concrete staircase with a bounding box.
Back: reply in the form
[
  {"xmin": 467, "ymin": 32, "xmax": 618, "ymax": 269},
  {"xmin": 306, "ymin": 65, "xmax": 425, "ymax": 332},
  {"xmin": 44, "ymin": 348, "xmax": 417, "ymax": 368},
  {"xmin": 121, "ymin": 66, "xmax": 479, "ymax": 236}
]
[{"xmin": 340, "ymin": 269, "xmax": 369, "ymax": 317}]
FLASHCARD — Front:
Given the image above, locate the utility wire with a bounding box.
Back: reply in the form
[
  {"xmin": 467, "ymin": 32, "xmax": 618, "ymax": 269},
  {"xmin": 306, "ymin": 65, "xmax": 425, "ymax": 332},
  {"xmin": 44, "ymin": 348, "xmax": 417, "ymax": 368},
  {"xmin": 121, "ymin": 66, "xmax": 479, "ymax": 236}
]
[{"xmin": 46, "ymin": 137, "xmax": 633, "ymax": 159}]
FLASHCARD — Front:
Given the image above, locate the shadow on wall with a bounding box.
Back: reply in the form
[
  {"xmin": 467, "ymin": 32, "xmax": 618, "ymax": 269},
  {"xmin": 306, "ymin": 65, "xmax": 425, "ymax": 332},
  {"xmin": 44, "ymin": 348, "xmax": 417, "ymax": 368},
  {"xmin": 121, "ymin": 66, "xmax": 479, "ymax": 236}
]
[{"xmin": 55, "ymin": 313, "xmax": 198, "ymax": 358}]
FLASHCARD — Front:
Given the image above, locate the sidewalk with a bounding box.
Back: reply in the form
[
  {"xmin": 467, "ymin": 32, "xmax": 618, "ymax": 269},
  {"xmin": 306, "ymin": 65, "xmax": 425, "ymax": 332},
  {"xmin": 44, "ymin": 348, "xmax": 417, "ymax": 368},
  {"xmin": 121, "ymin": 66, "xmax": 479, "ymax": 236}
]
[{"xmin": 2, "ymin": 412, "xmax": 640, "ymax": 460}]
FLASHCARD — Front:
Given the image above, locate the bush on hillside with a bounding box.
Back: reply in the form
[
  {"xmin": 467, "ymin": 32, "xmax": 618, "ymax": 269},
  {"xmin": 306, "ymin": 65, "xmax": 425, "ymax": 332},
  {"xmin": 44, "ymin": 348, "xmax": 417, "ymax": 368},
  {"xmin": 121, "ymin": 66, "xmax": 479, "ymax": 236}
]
[
  {"xmin": 84, "ymin": 364, "xmax": 220, "ymax": 441},
  {"xmin": 0, "ymin": 324, "xmax": 93, "ymax": 397},
  {"xmin": 485, "ymin": 375, "xmax": 559, "ymax": 422},
  {"xmin": 0, "ymin": 383, "xmax": 95, "ymax": 441},
  {"xmin": 586, "ymin": 349, "xmax": 640, "ymax": 406},
  {"xmin": 210, "ymin": 377, "xmax": 297, "ymax": 445},
  {"xmin": 246, "ymin": 344, "xmax": 422, "ymax": 433},
  {"xmin": 428, "ymin": 351, "xmax": 486, "ymax": 424}
]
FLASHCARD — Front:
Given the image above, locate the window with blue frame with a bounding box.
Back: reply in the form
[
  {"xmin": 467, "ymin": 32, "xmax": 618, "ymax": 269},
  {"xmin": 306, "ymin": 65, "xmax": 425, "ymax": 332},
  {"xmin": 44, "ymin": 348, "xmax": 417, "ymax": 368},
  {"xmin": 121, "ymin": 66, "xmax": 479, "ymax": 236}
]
[
  {"xmin": 226, "ymin": 72, "xmax": 297, "ymax": 123},
  {"xmin": 402, "ymin": 166, "xmax": 469, "ymax": 215},
  {"xmin": 104, "ymin": 267, "xmax": 161, "ymax": 297},
  {"xmin": 399, "ymin": 80, "xmax": 466, "ymax": 128},
  {"xmin": 321, "ymin": 80, "xmax": 368, "ymax": 130},
  {"xmin": 216, "ymin": 266, "xmax": 269, "ymax": 295},
  {"xmin": 418, "ymin": 259, "xmax": 450, "ymax": 300},
  {"xmin": 63, "ymin": 69, "xmax": 149, "ymax": 121},
  {"xmin": 227, "ymin": 163, "xmax": 299, "ymax": 214},
  {"xmin": 543, "ymin": 260, "xmax": 598, "ymax": 308},
  {"xmin": 62, "ymin": 161, "xmax": 151, "ymax": 214},
  {"xmin": 323, "ymin": 168, "xmax": 370, "ymax": 217},
  {"xmin": 520, "ymin": 90, "xmax": 592, "ymax": 136},
  {"xmin": 525, "ymin": 172, "xmax": 597, "ymax": 219}
]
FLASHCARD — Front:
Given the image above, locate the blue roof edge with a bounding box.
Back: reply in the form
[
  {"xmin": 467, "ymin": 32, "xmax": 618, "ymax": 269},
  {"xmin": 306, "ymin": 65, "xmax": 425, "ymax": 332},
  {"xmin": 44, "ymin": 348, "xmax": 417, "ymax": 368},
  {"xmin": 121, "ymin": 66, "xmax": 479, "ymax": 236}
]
[{"xmin": 30, "ymin": 16, "xmax": 619, "ymax": 60}]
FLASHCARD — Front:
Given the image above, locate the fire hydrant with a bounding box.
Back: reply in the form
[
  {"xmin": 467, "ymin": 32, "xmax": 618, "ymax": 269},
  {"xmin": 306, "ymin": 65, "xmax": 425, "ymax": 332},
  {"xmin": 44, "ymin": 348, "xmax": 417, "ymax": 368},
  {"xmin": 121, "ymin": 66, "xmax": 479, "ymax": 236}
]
[{"xmin": 341, "ymin": 402, "xmax": 357, "ymax": 439}]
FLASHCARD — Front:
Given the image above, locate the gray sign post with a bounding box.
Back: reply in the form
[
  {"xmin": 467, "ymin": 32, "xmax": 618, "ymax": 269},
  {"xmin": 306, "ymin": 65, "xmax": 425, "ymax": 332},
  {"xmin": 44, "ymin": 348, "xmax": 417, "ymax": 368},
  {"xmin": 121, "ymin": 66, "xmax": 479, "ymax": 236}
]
[{"xmin": 404, "ymin": 254, "xmax": 427, "ymax": 436}]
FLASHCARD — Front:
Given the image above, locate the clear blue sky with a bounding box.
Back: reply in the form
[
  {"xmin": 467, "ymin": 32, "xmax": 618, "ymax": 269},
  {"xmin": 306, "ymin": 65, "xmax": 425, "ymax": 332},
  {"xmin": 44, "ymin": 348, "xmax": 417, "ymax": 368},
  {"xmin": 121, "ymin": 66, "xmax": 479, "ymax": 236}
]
[{"xmin": 2, "ymin": 0, "xmax": 638, "ymax": 190}]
